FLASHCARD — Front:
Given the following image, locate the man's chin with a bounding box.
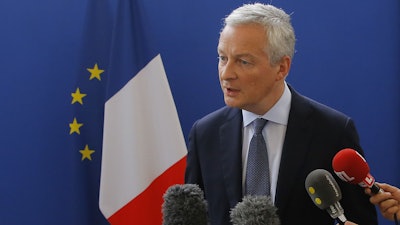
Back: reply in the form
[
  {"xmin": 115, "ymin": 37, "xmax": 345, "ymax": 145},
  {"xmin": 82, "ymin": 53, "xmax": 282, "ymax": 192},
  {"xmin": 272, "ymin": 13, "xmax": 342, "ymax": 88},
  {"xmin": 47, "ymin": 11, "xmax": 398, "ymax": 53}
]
[{"xmin": 224, "ymin": 99, "xmax": 242, "ymax": 109}]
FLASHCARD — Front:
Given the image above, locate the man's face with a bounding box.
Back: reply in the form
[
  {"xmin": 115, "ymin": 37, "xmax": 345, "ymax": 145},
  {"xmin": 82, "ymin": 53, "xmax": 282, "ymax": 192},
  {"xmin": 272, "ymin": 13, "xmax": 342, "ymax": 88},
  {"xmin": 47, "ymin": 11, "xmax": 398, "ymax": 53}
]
[{"xmin": 217, "ymin": 23, "xmax": 287, "ymax": 115}]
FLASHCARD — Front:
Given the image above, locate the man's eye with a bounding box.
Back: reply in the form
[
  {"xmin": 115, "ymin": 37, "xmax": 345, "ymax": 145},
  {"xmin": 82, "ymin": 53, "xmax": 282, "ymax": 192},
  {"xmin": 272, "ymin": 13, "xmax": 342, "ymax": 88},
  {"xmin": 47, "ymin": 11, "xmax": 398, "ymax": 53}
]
[
  {"xmin": 239, "ymin": 59, "xmax": 250, "ymax": 65},
  {"xmin": 218, "ymin": 56, "xmax": 227, "ymax": 62}
]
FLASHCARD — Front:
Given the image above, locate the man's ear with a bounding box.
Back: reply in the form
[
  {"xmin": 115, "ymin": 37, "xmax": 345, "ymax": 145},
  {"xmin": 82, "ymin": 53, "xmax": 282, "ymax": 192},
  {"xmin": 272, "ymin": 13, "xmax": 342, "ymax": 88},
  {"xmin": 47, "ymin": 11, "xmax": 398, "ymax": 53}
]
[{"xmin": 276, "ymin": 55, "xmax": 291, "ymax": 81}]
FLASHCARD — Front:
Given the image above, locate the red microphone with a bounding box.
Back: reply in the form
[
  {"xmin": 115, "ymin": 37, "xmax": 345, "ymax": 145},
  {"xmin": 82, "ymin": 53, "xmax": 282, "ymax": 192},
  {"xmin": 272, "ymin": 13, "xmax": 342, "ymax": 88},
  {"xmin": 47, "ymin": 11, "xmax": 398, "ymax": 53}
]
[{"xmin": 332, "ymin": 148, "xmax": 381, "ymax": 194}]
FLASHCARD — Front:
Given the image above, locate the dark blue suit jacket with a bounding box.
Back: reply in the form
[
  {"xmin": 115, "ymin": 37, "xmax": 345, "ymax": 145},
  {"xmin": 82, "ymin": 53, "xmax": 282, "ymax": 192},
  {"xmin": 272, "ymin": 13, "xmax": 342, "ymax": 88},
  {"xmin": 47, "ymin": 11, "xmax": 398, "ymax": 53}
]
[{"xmin": 185, "ymin": 86, "xmax": 377, "ymax": 225}]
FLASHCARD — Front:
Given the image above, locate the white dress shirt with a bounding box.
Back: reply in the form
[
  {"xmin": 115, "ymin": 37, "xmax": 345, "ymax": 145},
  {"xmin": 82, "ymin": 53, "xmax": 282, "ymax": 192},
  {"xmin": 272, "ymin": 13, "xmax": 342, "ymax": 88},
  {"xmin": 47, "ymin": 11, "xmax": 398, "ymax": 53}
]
[{"xmin": 242, "ymin": 82, "xmax": 292, "ymax": 203}]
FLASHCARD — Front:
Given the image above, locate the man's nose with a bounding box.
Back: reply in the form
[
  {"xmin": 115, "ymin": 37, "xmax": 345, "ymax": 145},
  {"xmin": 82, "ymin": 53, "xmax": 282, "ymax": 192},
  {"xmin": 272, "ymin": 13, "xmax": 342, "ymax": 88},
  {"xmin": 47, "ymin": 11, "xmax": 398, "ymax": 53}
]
[{"xmin": 219, "ymin": 61, "xmax": 237, "ymax": 80}]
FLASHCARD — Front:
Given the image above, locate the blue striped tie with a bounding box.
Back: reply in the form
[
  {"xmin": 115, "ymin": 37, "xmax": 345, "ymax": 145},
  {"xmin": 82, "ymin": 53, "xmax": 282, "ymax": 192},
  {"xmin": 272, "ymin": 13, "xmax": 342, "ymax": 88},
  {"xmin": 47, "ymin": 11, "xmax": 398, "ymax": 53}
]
[{"xmin": 245, "ymin": 118, "xmax": 270, "ymax": 196}]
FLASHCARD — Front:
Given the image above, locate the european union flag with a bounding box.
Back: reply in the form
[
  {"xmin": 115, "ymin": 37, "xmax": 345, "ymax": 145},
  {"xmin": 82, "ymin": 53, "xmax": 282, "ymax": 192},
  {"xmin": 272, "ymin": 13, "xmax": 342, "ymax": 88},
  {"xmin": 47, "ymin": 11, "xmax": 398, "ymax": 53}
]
[{"xmin": 68, "ymin": 0, "xmax": 114, "ymax": 224}]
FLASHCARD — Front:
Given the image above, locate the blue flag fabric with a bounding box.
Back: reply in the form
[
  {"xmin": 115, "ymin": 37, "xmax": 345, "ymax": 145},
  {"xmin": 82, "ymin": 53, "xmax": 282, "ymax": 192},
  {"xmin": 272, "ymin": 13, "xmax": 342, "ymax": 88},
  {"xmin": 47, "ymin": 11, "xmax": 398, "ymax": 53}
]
[
  {"xmin": 68, "ymin": 0, "xmax": 113, "ymax": 224},
  {"xmin": 105, "ymin": 0, "xmax": 158, "ymax": 99}
]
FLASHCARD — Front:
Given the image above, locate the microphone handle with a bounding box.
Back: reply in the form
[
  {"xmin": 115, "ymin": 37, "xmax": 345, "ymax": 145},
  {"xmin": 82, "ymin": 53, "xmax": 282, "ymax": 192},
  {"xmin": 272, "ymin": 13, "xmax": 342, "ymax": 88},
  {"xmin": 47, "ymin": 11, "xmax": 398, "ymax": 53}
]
[
  {"xmin": 370, "ymin": 183, "xmax": 382, "ymax": 194},
  {"xmin": 370, "ymin": 183, "xmax": 398, "ymax": 225},
  {"xmin": 337, "ymin": 214, "xmax": 347, "ymax": 225}
]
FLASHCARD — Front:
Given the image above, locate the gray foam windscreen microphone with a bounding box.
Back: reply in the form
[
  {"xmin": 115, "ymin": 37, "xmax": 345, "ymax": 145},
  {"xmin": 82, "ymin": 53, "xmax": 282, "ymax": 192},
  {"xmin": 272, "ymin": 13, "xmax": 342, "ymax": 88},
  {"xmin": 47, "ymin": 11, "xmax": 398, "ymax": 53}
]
[
  {"xmin": 230, "ymin": 195, "xmax": 280, "ymax": 225},
  {"xmin": 162, "ymin": 184, "xmax": 208, "ymax": 225},
  {"xmin": 305, "ymin": 169, "xmax": 347, "ymax": 223}
]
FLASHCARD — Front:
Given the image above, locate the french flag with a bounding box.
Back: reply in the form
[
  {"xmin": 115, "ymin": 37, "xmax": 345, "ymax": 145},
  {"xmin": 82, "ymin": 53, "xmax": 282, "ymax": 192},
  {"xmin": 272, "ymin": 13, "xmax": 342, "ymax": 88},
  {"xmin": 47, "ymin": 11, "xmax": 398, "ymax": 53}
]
[{"xmin": 99, "ymin": 1, "xmax": 187, "ymax": 224}]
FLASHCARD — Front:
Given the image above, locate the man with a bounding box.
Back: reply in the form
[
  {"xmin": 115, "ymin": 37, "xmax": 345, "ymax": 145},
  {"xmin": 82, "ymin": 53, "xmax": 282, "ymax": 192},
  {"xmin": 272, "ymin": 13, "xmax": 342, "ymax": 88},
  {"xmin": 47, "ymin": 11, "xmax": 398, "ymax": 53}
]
[{"xmin": 185, "ymin": 3, "xmax": 377, "ymax": 225}]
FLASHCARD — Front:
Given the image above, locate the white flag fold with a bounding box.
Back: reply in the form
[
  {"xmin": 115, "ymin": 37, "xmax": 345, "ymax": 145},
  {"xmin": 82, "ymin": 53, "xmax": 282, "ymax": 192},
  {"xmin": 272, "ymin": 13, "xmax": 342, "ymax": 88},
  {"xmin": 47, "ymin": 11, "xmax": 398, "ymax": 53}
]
[{"xmin": 99, "ymin": 54, "xmax": 187, "ymax": 224}]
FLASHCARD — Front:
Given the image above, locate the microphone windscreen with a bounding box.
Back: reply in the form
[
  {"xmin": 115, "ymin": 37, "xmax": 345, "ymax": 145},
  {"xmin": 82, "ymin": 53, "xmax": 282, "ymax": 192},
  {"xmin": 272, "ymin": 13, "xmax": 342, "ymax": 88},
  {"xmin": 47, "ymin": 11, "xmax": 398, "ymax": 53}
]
[
  {"xmin": 162, "ymin": 184, "xmax": 208, "ymax": 225},
  {"xmin": 305, "ymin": 169, "xmax": 342, "ymax": 210},
  {"xmin": 230, "ymin": 195, "xmax": 280, "ymax": 225},
  {"xmin": 332, "ymin": 148, "xmax": 370, "ymax": 184}
]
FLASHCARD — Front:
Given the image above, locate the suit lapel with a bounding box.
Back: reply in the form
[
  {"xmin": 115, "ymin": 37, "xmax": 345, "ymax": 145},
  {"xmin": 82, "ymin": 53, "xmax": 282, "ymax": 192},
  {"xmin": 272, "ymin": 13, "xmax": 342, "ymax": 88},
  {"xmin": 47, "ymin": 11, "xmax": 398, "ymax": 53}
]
[
  {"xmin": 275, "ymin": 88, "xmax": 314, "ymax": 211},
  {"xmin": 219, "ymin": 108, "xmax": 243, "ymax": 207}
]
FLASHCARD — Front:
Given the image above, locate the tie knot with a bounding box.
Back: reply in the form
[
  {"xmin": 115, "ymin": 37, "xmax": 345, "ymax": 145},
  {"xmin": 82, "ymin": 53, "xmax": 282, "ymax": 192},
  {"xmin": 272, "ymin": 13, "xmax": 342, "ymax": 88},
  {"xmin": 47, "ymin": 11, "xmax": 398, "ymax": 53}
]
[{"xmin": 254, "ymin": 118, "xmax": 267, "ymax": 134}]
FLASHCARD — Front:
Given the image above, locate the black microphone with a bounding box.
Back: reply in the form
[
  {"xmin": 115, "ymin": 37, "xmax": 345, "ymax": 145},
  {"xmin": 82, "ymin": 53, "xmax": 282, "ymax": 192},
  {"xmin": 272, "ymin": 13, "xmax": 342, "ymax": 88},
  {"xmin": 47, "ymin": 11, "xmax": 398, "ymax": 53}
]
[
  {"xmin": 230, "ymin": 195, "xmax": 280, "ymax": 225},
  {"xmin": 305, "ymin": 169, "xmax": 347, "ymax": 224},
  {"xmin": 162, "ymin": 184, "xmax": 208, "ymax": 225}
]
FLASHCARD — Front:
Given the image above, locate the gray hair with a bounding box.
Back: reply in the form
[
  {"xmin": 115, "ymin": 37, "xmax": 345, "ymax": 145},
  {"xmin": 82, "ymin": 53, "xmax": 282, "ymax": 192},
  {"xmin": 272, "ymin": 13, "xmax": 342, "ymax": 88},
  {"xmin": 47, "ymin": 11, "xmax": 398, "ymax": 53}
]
[{"xmin": 223, "ymin": 3, "xmax": 296, "ymax": 65}]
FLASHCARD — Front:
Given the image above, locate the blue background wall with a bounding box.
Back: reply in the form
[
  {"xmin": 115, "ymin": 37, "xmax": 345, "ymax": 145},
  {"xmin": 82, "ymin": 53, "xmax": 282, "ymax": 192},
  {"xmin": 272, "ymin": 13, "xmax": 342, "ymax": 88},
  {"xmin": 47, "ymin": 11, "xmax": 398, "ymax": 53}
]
[{"xmin": 0, "ymin": 0, "xmax": 399, "ymax": 224}]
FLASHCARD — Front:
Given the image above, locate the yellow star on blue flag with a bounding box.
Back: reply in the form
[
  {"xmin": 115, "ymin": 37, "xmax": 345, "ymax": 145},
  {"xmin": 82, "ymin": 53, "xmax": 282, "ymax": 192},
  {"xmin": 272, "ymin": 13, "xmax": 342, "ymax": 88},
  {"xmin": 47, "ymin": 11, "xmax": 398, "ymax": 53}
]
[{"xmin": 87, "ymin": 63, "xmax": 104, "ymax": 81}]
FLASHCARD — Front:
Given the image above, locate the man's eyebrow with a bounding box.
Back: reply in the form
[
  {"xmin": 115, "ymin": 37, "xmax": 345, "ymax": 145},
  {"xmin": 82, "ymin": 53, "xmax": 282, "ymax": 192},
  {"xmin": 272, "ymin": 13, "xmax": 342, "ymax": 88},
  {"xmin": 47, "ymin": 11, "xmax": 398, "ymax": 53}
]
[
  {"xmin": 217, "ymin": 51, "xmax": 253, "ymax": 58},
  {"xmin": 235, "ymin": 53, "xmax": 253, "ymax": 58}
]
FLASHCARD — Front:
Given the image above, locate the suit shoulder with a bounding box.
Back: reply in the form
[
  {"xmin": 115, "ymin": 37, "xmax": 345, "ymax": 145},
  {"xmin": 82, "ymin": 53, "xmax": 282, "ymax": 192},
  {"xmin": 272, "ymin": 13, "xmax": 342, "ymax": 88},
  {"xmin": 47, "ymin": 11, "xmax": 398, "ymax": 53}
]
[
  {"xmin": 293, "ymin": 90, "xmax": 351, "ymax": 121},
  {"xmin": 190, "ymin": 106, "xmax": 241, "ymax": 134},
  {"xmin": 197, "ymin": 106, "xmax": 240, "ymax": 124},
  {"xmin": 307, "ymin": 96, "xmax": 349, "ymax": 119}
]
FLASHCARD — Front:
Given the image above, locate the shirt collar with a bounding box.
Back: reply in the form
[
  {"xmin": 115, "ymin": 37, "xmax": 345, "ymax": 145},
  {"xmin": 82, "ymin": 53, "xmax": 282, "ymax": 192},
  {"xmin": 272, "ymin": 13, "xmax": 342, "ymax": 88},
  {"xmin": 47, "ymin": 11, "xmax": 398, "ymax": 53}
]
[{"xmin": 242, "ymin": 82, "xmax": 292, "ymax": 127}]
